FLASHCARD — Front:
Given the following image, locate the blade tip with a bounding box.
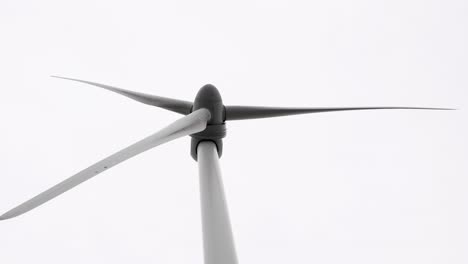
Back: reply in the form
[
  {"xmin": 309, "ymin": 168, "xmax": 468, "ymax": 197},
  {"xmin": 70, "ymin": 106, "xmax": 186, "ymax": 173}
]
[
  {"xmin": 431, "ymin": 107, "xmax": 457, "ymax": 111},
  {"xmin": 0, "ymin": 214, "xmax": 12, "ymax": 221},
  {"xmin": 50, "ymin": 75, "xmax": 84, "ymax": 84},
  {"xmin": 50, "ymin": 75, "xmax": 68, "ymax": 80},
  {"xmin": 0, "ymin": 210, "xmax": 22, "ymax": 221}
]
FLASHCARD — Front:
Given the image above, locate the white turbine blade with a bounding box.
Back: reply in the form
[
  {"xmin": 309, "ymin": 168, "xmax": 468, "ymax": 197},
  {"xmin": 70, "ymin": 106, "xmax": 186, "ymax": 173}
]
[
  {"xmin": 197, "ymin": 141, "xmax": 238, "ymax": 264},
  {"xmin": 0, "ymin": 108, "xmax": 211, "ymax": 221}
]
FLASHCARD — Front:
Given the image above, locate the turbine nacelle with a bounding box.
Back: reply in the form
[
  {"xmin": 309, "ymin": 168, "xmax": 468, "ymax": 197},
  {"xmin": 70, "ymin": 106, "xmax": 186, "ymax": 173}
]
[{"xmin": 191, "ymin": 84, "xmax": 226, "ymax": 160}]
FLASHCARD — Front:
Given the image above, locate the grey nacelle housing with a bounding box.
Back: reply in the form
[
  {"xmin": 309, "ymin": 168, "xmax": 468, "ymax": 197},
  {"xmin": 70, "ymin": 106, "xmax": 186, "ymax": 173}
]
[{"xmin": 190, "ymin": 84, "xmax": 226, "ymax": 160}]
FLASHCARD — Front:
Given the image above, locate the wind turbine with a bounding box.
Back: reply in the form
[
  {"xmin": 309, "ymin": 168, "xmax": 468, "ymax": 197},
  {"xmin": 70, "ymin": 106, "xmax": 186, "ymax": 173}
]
[{"xmin": 0, "ymin": 76, "xmax": 452, "ymax": 264}]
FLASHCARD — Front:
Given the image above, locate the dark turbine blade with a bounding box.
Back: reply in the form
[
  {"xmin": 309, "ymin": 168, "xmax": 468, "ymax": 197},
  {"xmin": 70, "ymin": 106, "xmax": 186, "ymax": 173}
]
[
  {"xmin": 52, "ymin": 76, "xmax": 193, "ymax": 115},
  {"xmin": 225, "ymin": 106, "xmax": 455, "ymax": 120}
]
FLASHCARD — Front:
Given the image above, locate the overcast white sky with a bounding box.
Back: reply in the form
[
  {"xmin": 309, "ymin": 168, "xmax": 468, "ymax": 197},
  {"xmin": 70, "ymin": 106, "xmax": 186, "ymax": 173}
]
[{"xmin": 0, "ymin": 0, "xmax": 467, "ymax": 263}]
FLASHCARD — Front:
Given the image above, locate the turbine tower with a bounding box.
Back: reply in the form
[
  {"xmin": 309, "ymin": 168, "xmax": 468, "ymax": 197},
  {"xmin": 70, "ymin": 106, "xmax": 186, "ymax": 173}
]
[{"xmin": 0, "ymin": 77, "xmax": 452, "ymax": 264}]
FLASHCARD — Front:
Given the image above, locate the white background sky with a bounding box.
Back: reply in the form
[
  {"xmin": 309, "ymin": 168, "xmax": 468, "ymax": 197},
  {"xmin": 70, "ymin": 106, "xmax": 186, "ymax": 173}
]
[{"xmin": 0, "ymin": 0, "xmax": 467, "ymax": 263}]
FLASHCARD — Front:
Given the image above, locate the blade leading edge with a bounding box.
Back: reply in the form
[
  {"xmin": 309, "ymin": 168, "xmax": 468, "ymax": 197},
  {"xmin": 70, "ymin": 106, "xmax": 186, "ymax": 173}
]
[
  {"xmin": 225, "ymin": 106, "xmax": 454, "ymax": 120},
  {"xmin": 0, "ymin": 108, "xmax": 211, "ymax": 220},
  {"xmin": 52, "ymin": 76, "xmax": 193, "ymax": 115}
]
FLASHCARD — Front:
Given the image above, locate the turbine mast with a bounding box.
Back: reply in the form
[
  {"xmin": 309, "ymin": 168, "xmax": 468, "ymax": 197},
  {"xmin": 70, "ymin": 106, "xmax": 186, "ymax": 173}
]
[{"xmin": 197, "ymin": 141, "xmax": 238, "ymax": 264}]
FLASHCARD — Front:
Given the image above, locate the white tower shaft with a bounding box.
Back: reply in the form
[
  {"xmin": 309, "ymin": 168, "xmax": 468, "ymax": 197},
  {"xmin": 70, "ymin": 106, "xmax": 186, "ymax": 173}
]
[{"xmin": 197, "ymin": 141, "xmax": 238, "ymax": 264}]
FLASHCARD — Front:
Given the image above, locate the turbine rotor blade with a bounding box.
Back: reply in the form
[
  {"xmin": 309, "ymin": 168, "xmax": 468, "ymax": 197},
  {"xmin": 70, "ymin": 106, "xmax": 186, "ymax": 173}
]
[
  {"xmin": 225, "ymin": 106, "xmax": 454, "ymax": 120},
  {"xmin": 0, "ymin": 108, "xmax": 211, "ymax": 220},
  {"xmin": 51, "ymin": 76, "xmax": 193, "ymax": 115}
]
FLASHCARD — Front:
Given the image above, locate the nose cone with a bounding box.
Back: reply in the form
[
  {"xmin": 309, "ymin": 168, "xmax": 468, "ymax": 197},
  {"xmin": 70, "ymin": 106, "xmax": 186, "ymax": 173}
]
[
  {"xmin": 195, "ymin": 84, "xmax": 222, "ymax": 102},
  {"xmin": 193, "ymin": 84, "xmax": 224, "ymax": 124}
]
